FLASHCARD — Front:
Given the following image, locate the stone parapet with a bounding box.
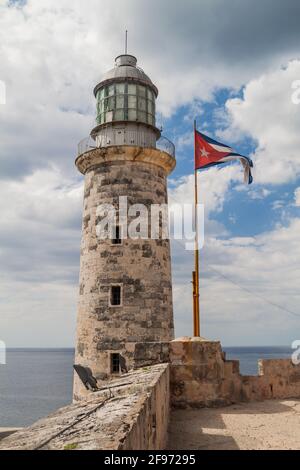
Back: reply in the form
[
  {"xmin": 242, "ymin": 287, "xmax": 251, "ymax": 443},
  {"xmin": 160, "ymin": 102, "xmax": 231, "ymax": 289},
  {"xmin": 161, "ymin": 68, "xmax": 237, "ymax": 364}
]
[
  {"xmin": 170, "ymin": 337, "xmax": 300, "ymax": 408},
  {"xmin": 0, "ymin": 364, "xmax": 170, "ymax": 451},
  {"xmin": 75, "ymin": 145, "xmax": 176, "ymax": 175}
]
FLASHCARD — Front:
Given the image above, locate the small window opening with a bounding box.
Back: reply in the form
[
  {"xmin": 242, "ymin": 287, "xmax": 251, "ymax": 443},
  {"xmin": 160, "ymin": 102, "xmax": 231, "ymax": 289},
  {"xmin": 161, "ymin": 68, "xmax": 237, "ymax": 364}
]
[
  {"xmin": 112, "ymin": 225, "xmax": 122, "ymax": 245},
  {"xmin": 111, "ymin": 353, "xmax": 120, "ymax": 373},
  {"xmin": 110, "ymin": 285, "xmax": 121, "ymax": 305}
]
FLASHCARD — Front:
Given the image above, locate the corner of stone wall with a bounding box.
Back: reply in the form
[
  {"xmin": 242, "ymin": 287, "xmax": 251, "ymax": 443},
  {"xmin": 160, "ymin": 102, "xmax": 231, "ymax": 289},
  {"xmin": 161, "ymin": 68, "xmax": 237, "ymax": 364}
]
[{"xmin": 169, "ymin": 337, "xmax": 229, "ymax": 408}]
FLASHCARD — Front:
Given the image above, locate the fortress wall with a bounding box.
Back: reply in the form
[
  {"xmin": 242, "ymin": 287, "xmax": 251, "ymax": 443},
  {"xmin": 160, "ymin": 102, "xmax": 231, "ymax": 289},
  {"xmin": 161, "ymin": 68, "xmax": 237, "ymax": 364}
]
[
  {"xmin": 170, "ymin": 338, "xmax": 300, "ymax": 408},
  {"xmin": 1, "ymin": 340, "xmax": 299, "ymax": 450},
  {"xmin": 0, "ymin": 364, "xmax": 170, "ymax": 451},
  {"xmin": 120, "ymin": 362, "xmax": 170, "ymax": 450}
]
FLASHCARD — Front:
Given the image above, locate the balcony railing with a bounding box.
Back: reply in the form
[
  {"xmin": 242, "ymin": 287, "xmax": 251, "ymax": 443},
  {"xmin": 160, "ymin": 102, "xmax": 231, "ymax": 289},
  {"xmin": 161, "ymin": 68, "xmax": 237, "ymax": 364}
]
[
  {"xmin": 77, "ymin": 136, "xmax": 97, "ymax": 157},
  {"xmin": 77, "ymin": 133, "xmax": 175, "ymax": 159},
  {"xmin": 156, "ymin": 135, "xmax": 176, "ymax": 158}
]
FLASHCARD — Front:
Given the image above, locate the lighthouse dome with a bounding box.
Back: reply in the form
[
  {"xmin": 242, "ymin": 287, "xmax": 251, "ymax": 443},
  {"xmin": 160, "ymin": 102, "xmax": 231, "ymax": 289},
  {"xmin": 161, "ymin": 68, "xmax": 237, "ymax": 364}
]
[{"xmin": 94, "ymin": 55, "xmax": 158, "ymax": 97}]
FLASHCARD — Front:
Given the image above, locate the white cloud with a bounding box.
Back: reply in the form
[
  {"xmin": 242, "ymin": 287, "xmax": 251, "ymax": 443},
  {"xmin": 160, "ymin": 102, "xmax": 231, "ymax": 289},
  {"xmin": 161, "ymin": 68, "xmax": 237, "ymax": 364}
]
[
  {"xmin": 272, "ymin": 200, "xmax": 285, "ymax": 210},
  {"xmin": 0, "ymin": 0, "xmax": 300, "ymax": 347},
  {"xmin": 0, "ymin": 166, "xmax": 82, "ymax": 346},
  {"xmin": 0, "ymin": 278, "xmax": 77, "ymax": 347},
  {"xmin": 0, "ymin": 167, "xmax": 82, "ymax": 229},
  {"xmin": 0, "ymin": 158, "xmax": 298, "ymax": 347},
  {"xmin": 170, "ymin": 165, "xmax": 240, "ymax": 215},
  {"xmin": 249, "ymin": 188, "xmax": 272, "ymax": 200},
  {"xmin": 171, "ymin": 215, "xmax": 300, "ymax": 345},
  {"xmin": 295, "ymin": 187, "xmax": 300, "ymax": 206},
  {"xmin": 1, "ymin": 0, "xmax": 300, "ymax": 181},
  {"xmin": 224, "ymin": 60, "xmax": 300, "ymax": 185}
]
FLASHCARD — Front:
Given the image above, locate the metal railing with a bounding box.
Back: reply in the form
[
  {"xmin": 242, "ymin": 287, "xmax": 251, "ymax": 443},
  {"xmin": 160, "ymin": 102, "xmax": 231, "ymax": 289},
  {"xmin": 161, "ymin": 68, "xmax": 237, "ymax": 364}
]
[
  {"xmin": 77, "ymin": 136, "xmax": 97, "ymax": 157},
  {"xmin": 77, "ymin": 133, "xmax": 175, "ymax": 158},
  {"xmin": 157, "ymin": 135, "xmax": 176, "ymax": 158}
]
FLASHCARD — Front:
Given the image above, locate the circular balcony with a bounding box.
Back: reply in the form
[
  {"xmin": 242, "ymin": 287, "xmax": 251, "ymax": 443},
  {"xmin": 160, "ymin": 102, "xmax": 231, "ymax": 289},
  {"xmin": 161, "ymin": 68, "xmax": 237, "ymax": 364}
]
[{"xmin": 77, "ymin": 132, "xmax": 175, "ymax": 159}]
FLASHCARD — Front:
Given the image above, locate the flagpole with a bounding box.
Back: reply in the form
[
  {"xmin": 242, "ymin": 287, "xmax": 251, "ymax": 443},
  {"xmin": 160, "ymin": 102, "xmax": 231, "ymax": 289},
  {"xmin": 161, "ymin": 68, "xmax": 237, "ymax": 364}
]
[{"xmin": 193, "ymin": 119, "xmax": 200, "ymax": 337}]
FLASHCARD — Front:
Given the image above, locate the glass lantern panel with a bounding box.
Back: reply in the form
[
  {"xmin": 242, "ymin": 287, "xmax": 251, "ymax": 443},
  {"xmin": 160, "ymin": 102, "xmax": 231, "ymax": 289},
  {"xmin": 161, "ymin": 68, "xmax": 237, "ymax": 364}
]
[
  {"xmin": 108, "ymin": 85, "xmax": 115, "ymax": 96},
  {"xmin": 99, "ymin": 100, "xmax": 104, "ymax": 113},
  {"xmin": 138, "ymin": 111, "xmax": 147, "ymax": 123},
  {"xmin": 99, "ymin": 88, "xmax": 105, "ymax": 100},
  {"xmin": 115, "ymin": 109, "xmax": 124, "ymax": 120},
  {"xmin": 128, "ymin": 109, "xmax": 137, "ymax": 121},
  {"xmin": 147, "ymin": 88, "xmax": 154, "ymax": 101},
  {"xmin": 138, "ymin": 97, "xmax": 147, "ymax": 111},
  {"xmin": 116, "ymin": 95, "xmax": 125, "ymax": 108},
  {"xmin": 108, "ymin": 96, "xmax": 115, "ymax": 111},
  {"xmin": 128, "ymin": 84, "xmax": 136, "ymax": 95},
  {"xmin": 116, "ymin": 83, "xmax": 125, "ymax": 94},
  {"xmin": 138, "ymin": 85, "xmax": 146, "ymax": 97},
  {"xmin": 128, "ymin": 95, "xmax": 137, "ymax": 108},
  {"xmin": 105, "ymin": 111, "xmax": 113, "ymax": 122}
]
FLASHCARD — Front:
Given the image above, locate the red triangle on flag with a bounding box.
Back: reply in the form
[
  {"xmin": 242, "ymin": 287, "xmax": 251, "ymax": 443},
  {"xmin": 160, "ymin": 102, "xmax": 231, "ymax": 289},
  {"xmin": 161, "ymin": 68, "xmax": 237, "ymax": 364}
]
[{"xmin": 195, "ymin": 131, "xmax": 231, "ymax": 169}]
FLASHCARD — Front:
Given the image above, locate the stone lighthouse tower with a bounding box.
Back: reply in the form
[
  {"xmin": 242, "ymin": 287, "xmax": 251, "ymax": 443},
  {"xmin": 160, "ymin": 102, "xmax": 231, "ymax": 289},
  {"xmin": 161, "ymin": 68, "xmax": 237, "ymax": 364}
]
[{"xmin": 74, "ymin": 53, "xmax": 176, "ymax": 398}]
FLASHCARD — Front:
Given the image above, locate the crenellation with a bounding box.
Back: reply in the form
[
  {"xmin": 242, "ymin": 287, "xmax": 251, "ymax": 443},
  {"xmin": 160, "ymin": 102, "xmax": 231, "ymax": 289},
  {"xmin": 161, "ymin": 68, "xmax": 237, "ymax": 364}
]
[{"xmin": 169, "ymin": 338, "xmax": 300, "ymax": 408}]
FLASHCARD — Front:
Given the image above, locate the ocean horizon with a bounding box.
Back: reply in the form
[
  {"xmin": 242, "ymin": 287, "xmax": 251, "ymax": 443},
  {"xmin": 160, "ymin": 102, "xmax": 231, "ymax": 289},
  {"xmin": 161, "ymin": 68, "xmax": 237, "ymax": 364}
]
[{"xmin": 0, "ymin": 346, "xmax": 293, "ymax": 428}]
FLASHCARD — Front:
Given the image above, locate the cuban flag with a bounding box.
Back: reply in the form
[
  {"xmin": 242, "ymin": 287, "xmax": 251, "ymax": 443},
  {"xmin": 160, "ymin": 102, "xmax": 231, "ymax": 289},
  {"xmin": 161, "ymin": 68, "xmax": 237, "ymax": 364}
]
[{"xmin": 195, "ymin": 130, "xmax": 253, "ymax": 184}]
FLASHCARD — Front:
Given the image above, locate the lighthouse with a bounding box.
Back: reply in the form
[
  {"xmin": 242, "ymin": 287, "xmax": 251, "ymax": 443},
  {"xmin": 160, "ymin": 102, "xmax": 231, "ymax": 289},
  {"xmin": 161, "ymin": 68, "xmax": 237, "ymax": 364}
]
[{"xmin": 74, "ymin": 53, "xmax": 176, "ymax": 399}]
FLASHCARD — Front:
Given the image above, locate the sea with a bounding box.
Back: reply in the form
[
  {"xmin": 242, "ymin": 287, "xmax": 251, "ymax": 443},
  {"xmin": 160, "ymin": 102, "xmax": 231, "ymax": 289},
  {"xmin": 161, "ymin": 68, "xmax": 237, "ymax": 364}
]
[{"xmin": 0, "ymin": 346, "xmax": 293, "ymax": 427}]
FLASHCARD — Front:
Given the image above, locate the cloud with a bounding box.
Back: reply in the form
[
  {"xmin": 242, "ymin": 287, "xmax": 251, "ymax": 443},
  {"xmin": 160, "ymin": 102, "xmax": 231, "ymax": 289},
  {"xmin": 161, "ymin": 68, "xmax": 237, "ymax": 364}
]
[
  {"xmin": 170, "ymin": 165, "xmax": 240, "ymax": 214},
  {"xmin": 0, "ymin": 0, "xmax": 300, "ymax": 347},
  {"xmin": 0, "ymin": 166, "xmax": 82, "ymax": 284},
  {"xmin": 0, "ymin": 161, "xmax": 299, "ymax": 347},
  {"xmin": 0, "ymin": 278, "xmax": 77, "ymax": 347},
  {"xmin": 223, "ymin": 60, "xmax": 300, "ymax": 185},
  {"xmin": 295, "ymin": 187, "xmax": 300, "ymax": 206},
  {"xmin": 248, "ymin": 188, "xmax": 272, "ymax": 200},
  {"xmin": 0, "ymin": 166, "xmax": 82, "ymax": 346},
  {"xmin": 171, "ymin": 213, "xmax": 300, "ymax": 345},
  {"xmin": 1, "ymin": 0, "xmax": 300, "ymax": 182}
]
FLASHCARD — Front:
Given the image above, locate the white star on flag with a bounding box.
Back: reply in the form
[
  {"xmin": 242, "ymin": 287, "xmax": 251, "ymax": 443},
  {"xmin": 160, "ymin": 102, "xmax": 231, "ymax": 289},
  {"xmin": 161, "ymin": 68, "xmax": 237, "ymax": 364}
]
[{"xmin": 200, "ymin": 147, "xmax": 210, "ymax": 158}]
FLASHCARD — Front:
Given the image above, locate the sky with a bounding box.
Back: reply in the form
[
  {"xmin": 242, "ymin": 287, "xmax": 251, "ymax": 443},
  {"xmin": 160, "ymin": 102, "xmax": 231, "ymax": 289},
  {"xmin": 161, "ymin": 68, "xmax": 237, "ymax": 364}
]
[{"xmin": 0, "ymin": 0, "xmax": 300, "ymax": 347}]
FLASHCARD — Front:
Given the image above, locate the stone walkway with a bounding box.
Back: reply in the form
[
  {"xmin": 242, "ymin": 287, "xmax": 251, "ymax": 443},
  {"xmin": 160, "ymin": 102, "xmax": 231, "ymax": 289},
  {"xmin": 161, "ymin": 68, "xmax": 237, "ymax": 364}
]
[{"xmin": 168, "ymin": 399, "xmax": 300, "ymax": 450}]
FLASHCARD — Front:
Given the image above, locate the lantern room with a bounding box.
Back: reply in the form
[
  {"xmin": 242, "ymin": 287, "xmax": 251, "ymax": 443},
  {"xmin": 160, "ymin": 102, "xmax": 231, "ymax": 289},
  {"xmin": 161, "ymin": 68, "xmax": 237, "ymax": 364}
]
[{"xmin": 91, "ymin": 54, "xmax": 161, "ymax": 148}]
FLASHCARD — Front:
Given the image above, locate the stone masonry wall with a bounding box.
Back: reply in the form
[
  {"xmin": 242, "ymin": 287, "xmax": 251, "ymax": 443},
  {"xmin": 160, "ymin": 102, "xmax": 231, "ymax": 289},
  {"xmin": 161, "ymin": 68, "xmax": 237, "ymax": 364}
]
[
  {"xmin": 74, "ymin": 146, "xmax": 175, "ymax": 398},
  {"xmin": 0, "ymin": 364, "xmax": 170, "ymax": 451},
  {"xmin": 76, "ymin": 341, "xmax": 171, "ymax": 401},
  {"xmin": 170, "ymin": 337, "xmax": 300, "ymax": 408}
]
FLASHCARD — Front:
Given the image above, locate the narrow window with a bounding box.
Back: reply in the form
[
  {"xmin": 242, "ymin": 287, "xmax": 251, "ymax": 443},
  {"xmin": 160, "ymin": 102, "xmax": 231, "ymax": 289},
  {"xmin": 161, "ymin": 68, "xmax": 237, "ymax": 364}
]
[
  {"xmin": 111, "ymin": 353, "xmax": 120, "ymax": 373},
  {"xmin": 112, "ymin": 225, "xmax": 122, "ymax": 245},
  {"xmin": 110, "ymin": 285, "xmax": 121, "ymax": 306}
]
